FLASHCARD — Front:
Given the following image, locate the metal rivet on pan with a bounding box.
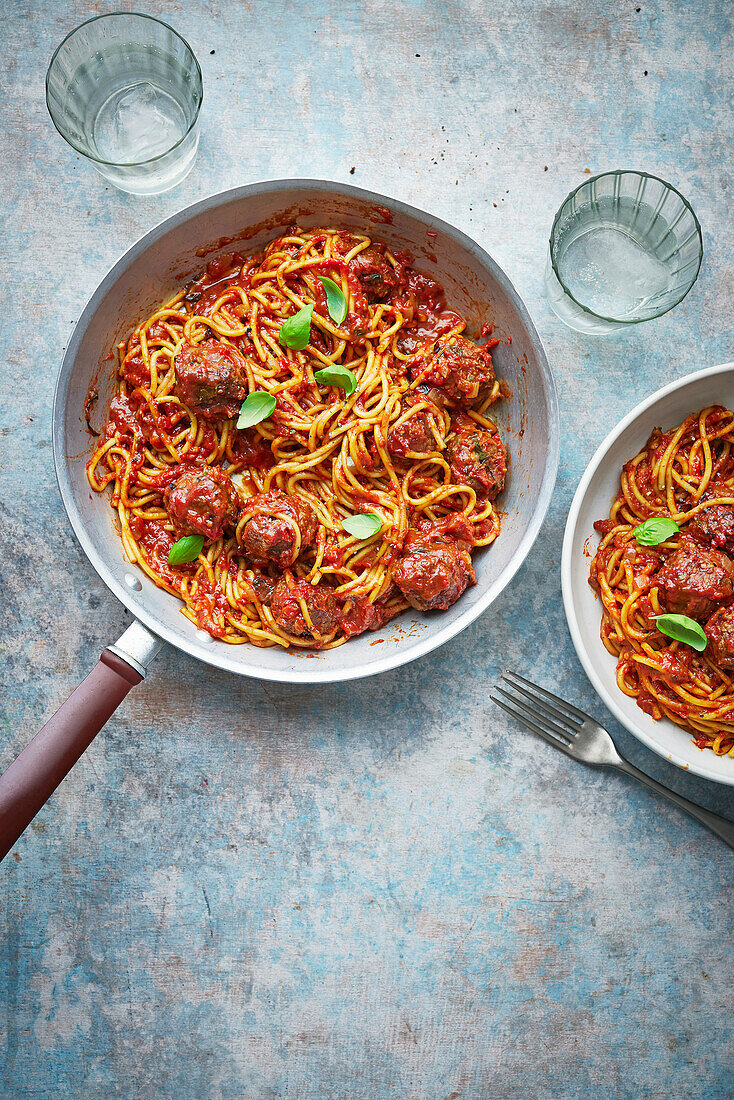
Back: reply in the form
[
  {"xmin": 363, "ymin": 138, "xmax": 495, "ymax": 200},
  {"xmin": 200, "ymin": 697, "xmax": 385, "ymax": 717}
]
[
  {"xmin": 195, "ymin": 629, "xmax": 213, "ymax": 644},
  {"xmin": 124, "ymin": 573, "xmax": 142, "ymax": 591}
]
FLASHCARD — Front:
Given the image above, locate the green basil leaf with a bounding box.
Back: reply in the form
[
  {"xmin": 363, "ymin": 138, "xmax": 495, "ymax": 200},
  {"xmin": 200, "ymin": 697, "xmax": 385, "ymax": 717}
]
[
  {"xmin": 237, "ymin": 391, "xmax": 276, "ymax": 429},
  {"xmin": 278, "ymin": 304, "xmax": 313, "ymax": 350},
  {"xmin": 655, "ymin": 614, "xmax": 707, "ymax": 652},
  {"xmin": 342, "ymin": 513, "xmax": 383, "ymax": 539},
  {"xmin": 634, "ymin": 517, "xmax": 680, "ymax": 546},
  {"xmin": 319, "ymin": 276, "xmax": 348, "ymax": 325},
  {"xmin": 314, "ymin": 364, "xmax": 357, "ymax": 396},
  {"xmin": 168, "ymin": 534, "xmax": 205, "ymax": 566}
]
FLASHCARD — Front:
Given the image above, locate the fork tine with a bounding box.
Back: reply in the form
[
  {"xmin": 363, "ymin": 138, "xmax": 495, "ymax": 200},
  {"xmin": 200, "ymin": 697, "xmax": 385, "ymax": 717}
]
[
  {"xmin": 492, "ymin": 687, "xmax": 575, "ymax": 745},
  {"xmin": 500, "ymin": 676, "xmax": 583, "ymax": 736},
  {"xmin": 490, "ymin": 691, "xmax": 577, "ymax": 759},
  {"xmin": 503, "ymin": 670, "xmax": 589, "ymax": 724}
]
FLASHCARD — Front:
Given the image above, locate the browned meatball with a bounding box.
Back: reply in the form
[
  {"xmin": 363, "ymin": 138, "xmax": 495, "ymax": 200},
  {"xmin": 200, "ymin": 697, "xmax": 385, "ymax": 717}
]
[
  {"xmin": 688, "ymin": 483, "xmax": 734, "ymax": 552},
  {"xmin": 239, "ymin": 490, "xmax": 317, "ymax": 570},
  {"xmin": 655, "ymin": 539, "xmax": 734, "ymax": 621},
  {"xmin": 164, "ymin": 466, "xmax": 240, "ymax": 540},
  {"xmin": 386, "ymin": 402, "xmax": 442, "ymax": 458},
  {"xmin": 393, "ymin": 529, "xmax": 475, "ymax": 611},
  {"xmin": 705, "ymin": 606, "xmax": 734, "ymax": 669},
  {"xmin": 270, "ymin": 575, "xmax": 339, "ymax": 642},
  {"xmin": 350, "ymin": 247, "xmax": 398, "ymax": 301},
  {"xmin": 174, "ymin": 339, "xmax": 248, "ymax": 419},
  {"xmin": 410, "ymin": 334, "xmax": 495, "ymax": 406},
  {"xmin": 447, "ymin": 427, "xmax": 507, "ymax": 500}
]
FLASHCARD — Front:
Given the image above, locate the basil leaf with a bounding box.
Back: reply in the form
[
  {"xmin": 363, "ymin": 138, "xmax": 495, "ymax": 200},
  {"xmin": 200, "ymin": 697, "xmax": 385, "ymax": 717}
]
[
  {"xmin": 278, "ymin": 304, "xmax": 313, "ymax": 350},
  {"xmin": 314, "ymin": 364, "xmax": 357, "ymax": 396},
  {"xmin": 168, "ymin": 534, "xmax": 205, "ymax": 566},
  {"xmin": 237, "ymin": 391, "xmax": 276, "ymax": 429},
  {"xmin": 342, "ymin": 513, "xmax": 383, "ymax": 539},
  {"xmin": 319, "ymin": 276, "xmax": 347, "ymax": 325},
  {"xmin": 634, "ymin": 517, "xmax": 680, "ymax": 546},
  {"xmin": 655, "ymin": 614, "xmax": 707, "ymax": 652}
]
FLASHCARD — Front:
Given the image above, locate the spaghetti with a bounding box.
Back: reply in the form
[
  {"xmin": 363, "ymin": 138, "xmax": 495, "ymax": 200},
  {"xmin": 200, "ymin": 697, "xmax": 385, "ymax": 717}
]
[
  {"xmin": 87, "ymin": 227, "xmax": 509, "ymax": 650},
  {"xmin": 591, "ymin": 405, "xmax": 734, "ymax": 755}
]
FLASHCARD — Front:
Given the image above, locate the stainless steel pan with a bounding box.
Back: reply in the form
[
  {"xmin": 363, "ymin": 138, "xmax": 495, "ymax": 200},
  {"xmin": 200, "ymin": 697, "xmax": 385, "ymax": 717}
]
[{"xmin": 0, "ymin": 179, "xmax": 559, "ymax": 858}]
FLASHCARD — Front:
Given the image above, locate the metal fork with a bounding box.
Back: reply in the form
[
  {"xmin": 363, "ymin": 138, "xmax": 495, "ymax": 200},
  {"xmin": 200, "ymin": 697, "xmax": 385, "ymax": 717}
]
[{"xmin": 491, "ymin": 670, "xmax": 734, "ymax": 850}]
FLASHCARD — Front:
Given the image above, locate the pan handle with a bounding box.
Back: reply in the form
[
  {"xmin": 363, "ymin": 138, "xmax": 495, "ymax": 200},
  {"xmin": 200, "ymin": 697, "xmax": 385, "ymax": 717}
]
[{"xmin": 0, "ymin": 621, "xmax": 162, "ymax": 861}]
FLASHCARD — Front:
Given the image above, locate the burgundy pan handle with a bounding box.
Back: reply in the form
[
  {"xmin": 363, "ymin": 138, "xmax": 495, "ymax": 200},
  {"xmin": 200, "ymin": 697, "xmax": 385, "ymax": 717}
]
[{"xmin": 0, "ymin": 621, "xmax": 162, "ymax": 862}]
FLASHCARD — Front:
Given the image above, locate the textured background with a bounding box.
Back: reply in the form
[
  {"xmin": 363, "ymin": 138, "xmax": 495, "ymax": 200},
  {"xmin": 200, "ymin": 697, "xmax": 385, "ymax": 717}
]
[{"xmin": 1, "ymin": 1, "xmax": 733, "ymax": 1097}]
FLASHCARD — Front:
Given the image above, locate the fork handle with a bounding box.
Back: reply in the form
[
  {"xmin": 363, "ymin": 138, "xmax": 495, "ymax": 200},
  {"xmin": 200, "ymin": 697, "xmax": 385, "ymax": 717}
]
[{"xmin": 615, "ymin": 759, "xmax": 734, "ymax": 849}]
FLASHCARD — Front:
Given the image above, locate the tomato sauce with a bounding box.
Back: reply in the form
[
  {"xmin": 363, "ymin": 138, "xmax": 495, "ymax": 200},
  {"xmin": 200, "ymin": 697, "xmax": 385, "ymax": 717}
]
[{"xmin": 391, "ymin": 268, "xmax": 463, "ymax": 354}]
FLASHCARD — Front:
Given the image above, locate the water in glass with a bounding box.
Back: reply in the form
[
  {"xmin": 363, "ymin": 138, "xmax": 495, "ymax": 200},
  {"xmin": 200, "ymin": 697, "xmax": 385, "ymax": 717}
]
[
  {"xmin": 544, "ymin": 171, "xmax": 702, "ymax": 335},
  {"xmin": 554, "ymin": 197, "xmax": 674, "ymax": 321},
  {"xmin": 46, "ymin": 15, "xmax": 202, "ymax": 195},
  {"xmin": 94, "ymin": 81, "xmax": 187, "ymax": 164}
]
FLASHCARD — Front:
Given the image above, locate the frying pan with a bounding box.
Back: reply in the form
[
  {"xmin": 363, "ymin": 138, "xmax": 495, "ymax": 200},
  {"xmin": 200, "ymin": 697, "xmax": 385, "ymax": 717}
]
[{"xmin": 0, "ymin": 180, "xmax": 559, "ymax": 859}]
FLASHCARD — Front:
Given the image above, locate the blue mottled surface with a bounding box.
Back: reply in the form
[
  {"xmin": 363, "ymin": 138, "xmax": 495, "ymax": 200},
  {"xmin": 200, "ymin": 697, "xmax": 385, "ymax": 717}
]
[{"xmin": 2, "ymin": 1, "xmax": 733, "ymax": 1097}]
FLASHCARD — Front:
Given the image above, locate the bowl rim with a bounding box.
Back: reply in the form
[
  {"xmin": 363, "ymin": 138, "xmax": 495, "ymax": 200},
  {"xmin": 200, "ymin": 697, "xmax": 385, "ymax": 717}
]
[
  {"xmin": 561, "ymin": 360, "xmax": 734, "ymax": 785},
  {"xmin": 53, "ymin": 177, "xmax": 560, "ymax": 684}
]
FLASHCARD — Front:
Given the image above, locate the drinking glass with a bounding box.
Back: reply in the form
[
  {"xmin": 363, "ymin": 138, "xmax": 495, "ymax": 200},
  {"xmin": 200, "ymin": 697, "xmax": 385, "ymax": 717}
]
[
  {"xmin": 46, "ymin": 13, "xmax": 203, "ymax": 196},
  {"xmin": 544, "ymin": 170, "xmax": 703, "ymax": 335}
]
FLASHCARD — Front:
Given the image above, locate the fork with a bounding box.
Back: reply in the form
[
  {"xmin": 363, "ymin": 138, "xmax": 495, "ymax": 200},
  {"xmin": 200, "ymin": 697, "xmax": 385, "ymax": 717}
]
[{"xmin": 491, "ymin": 670, "xmax": 734, "ymax": 850}]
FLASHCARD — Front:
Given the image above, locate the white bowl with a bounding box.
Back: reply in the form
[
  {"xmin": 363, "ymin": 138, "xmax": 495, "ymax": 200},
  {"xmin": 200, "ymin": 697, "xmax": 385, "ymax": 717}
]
[{"xmin": 562, "ymin": 362, "xmax": 734, "ymax": 786}]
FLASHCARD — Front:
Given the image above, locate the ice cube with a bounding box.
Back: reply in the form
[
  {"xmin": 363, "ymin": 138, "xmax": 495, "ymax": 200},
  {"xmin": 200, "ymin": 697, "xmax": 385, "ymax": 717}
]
[{"xmin": 94, "ymin": 82, "xmax": 186, "ymax": 163}]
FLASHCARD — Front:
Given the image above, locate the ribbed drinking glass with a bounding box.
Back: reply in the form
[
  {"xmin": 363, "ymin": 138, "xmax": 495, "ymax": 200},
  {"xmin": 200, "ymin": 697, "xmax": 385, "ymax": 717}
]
[
  {"xmin": 46, "ymin": 13, "xmax": 203, "ymax": 196},
  {"xmin": 544, "ymin": 170, "xmax": 703, "ymax": 335}
]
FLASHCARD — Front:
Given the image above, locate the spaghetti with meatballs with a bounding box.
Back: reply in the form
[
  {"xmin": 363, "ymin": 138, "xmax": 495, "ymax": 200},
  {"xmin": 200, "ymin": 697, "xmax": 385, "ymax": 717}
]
[
  {"xmin": 87, "ymin": 227, "xmax": 509, "ymax": 650},
  {"xmin": 591, "ymin": 405, "xmax": 734, "ymax": 756}
]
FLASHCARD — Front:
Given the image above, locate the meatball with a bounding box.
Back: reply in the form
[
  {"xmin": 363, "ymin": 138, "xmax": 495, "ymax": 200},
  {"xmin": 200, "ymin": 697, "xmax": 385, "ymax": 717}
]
[
  {"xmin": 350, "ymin": 247, "xmax": 398, "ymax": 302},
  {"xmin": 270, "ymin": 576, "xmax": 339, "ymax": 642},
  {"xmin": 239, "ymin": 490, "xmax": 317, "ymax": 570},
  {"xmin": 705, "ymin": 607, "xmax": 734, "ymax": 670},
  {"xmin": 447, "ymin": 427, "xmax": 507, "ymax": 501},
  {"xmin": 250, "ymin": 572, "xmax": 277, "ymax": 605},
  {"xmin": 688, "ymin": 483, "xmax": 734, "ymax": 552},
  {"xmin": 655, "ymin": 539, "xmax": 734, "ymax": 621},
  {"xmin": 164, "ymin": 466, "xmax": 240, "ymax": 540},
  {"xmin": 386, "ymin": 403, "xmax": 442, "ymax": 458},
  {"xmin": 410, "ymin": 334, "xmax": 495, "ymax": 406},
  {"xmin": 393, "ymin": 529, "xmax": 475, "ymax": 611},
  {"xmin": 174, "ymin": 339, "xmax": 248, "ymax": 419}
]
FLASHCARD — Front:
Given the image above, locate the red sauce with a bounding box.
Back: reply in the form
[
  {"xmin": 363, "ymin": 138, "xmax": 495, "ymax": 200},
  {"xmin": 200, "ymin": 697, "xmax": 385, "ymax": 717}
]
[
  {"xmin": 636, "ymin": 690, "xmax": 659, "ymax": 717},
  {"xmin": 186, "ymin": 252, "xmax": 250, "ymax": 311},
  {"xmin": 121, "ymin": 353, "xmax": 149, "ymax": 388},
  {"xmin": 392, "ymin": 269, "xmax": 463, "ymax": 354},
  {"xmin": 230, "ymin": 429, "xmax": 274, "ymax": 470},
  {"xmin": 107, "ymin": 394, "xmax": 140, "ymax": 438},
  {"xmin": 128, "ymin": 514, "xmax": 177, "ymax": 580},
  {"xmin": 188, "ymin": 574, "xmax": 230, "ymax": 637},
  {"xmin": 657, "ymin": 647, "xmax": 693, "ymax": 684}
]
